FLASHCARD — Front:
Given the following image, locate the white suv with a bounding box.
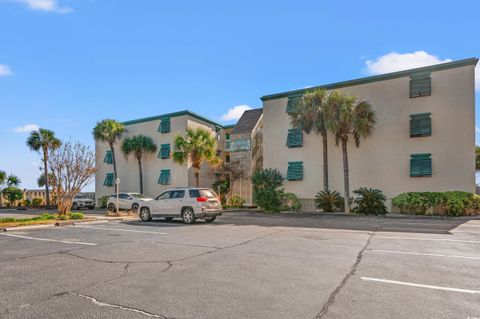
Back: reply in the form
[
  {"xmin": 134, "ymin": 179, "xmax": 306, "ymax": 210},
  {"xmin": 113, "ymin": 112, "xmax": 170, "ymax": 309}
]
[
  {"xmin": 107, "ymin": 193, "xmax": 152, "ymax": 213},
  {"xmin": 72, "ymin": 194, "xmax": 95, "ymax": 210},
  {"xmin": 138, "ymin": 187, "xmax": 222, "ymax": 224}
]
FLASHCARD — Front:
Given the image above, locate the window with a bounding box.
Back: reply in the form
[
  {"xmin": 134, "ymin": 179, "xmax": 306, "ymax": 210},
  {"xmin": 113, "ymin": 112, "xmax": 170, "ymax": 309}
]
[
  {"xmin": 189, "ymin": 189, "xmax": 200, "ymax": 198},
  {"xmin": 158, "ymin": 169, "xmax": 171, "ymax": 185},
  {"xmin": 189, "ymin": 189, "xmax": 217, "ymax": 198},
  {"xmin": 103, "ymin": 150, "xmax": 113, "ymax": 164},
  {"xmin": 287, "ymin": 129, "xmax": 303, "ymax": 148},
  {"xmin": 410, "ymin": 113, "xmax": 431, "ymax": 137},
  {"xmin": 103, "ymin": 173, "xmax": 114, "ymax": 187},
  {"xmin": 158, "ymin": 144, "xmax": 171, "ymax": 159},
  {"xmin": 158, "ymin": 118, "xmax": 171, "ymax": 133},
  {"xmin": 410, "ymin": 73, "xmax": 431, "ymax": 98},
  {"xmin": 286, "ymin": 95, "xmax": 302, "ymax": 113},
  {"xmin": 169, "ymin": 190, "xmax": 185, "ymax": 199},
  {"xmin": 410, "ymin": 153, "xmax": 432, "ymax": 177},
  {"xmin": 287, "ymin": 161, "xmax": 303, "ymax": 181},
  {"xmin": 156, "ymin": 191, "xmax": 171, "ymax": 200}
]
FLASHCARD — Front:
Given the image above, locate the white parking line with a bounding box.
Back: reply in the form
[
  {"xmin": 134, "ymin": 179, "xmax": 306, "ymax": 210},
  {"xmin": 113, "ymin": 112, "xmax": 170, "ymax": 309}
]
[
  {"xmin": 376, "ymin": 235, "xmax": 480, "ymax": 244},
  {"xmin": 361, "ymin": 277, "xmax": 480, "ymax": 294},
  {"xmin": 369, "ymin": 249, "xmax": 480, "ymax": 260},
  {"xmin": 0, "ymin": 233, "xmax": 97, "ymax": 246},
  {"xmin": 73, "ymin": 225, "xmax": 168, "ymax": 235}
]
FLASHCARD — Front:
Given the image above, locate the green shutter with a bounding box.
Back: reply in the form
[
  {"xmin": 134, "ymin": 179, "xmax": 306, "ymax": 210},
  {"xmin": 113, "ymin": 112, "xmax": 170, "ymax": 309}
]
[
  {"xmin": 286, "ymin": 95, "xmax": 302, "ymax": 113},
  {"xmin": 103, "ymin": 151, "xmax": 113, "ymax": 164},
  {"xmin": 287, "ymin": 161, "xmax": 303, "ymax": 181},
  {"xmin": 103, "ymin": 173, "xmax": 114, "ymax": 187},
  {"xmin": 158, "ymin": 144, "xmax": 171, "ymax": 159},
  {"xmin": 410, "ymin": 73, "xmax": 431, "ymax": 98},
  {"xmin": 286, "ymin": 129, "xmax": 303, "ymax": 147},
  {"xmin": 158, "ymin": 169, "xmax": 171, "ymax": 185},
  {"xmin": 158, "ymin": 118, "xmax": 171, "ymax": 133},
  {"xmin": 410, "ymin": 153, "xmax": 432, "ymax": 177},
  {"xmin": 410, "ymin": 113, "xmax": 431, "ymax": 137}
]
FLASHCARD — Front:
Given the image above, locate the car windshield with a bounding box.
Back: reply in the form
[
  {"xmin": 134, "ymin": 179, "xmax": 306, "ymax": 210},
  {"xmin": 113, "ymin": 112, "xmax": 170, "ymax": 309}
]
[
  {"xmin": 75, "ymin": 194, "xmax": 86, "ymax": 199},
  {"xmin": 199, "ymin": 189, "xmax": 217, "ymax": 198},
  {"xmin": 130, "ymin": 193, "xmax": 148, "ymax": 199}
]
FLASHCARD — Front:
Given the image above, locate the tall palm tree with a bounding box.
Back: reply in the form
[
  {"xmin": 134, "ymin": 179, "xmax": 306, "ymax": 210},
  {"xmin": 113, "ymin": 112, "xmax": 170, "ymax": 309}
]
[
  {"xmin": 121, "ymin": 135, "xmax": 157, "ymax": 194},
  {"xmin": 326, "ymin": 91, "xmax": 377, "ymax": 213},
  {"xmin": 289, "ymin": 88, "xmax": 330, "ymax": 190},
  {"xmin": 173, "ymin": 127, "xmax": 222, "ymax": 187},
  {"xmin": 26, "ymin": 128, "xmax": 61, "ymax": 206},
  {"xmin": 93, "ymin": 119, "xmax": 127, "ymax": 193}
]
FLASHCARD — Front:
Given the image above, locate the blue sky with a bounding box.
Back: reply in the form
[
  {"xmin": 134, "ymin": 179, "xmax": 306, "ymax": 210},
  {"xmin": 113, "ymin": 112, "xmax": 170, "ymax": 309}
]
[{"xmin": 0, "ymin": 0, "xmax": 479, "ymax": 190}]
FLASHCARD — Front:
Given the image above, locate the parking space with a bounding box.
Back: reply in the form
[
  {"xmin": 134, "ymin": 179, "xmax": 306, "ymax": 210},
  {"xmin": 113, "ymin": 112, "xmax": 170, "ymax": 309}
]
[{"xmin": 1, "ymin": 212, "xmax": 479, "ymax": 319}]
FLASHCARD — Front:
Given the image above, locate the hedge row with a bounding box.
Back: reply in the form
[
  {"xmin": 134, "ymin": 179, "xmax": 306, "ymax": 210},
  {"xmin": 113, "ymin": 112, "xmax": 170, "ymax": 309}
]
[{"xmin": 392, "ymin": 191, "xmax": 480, "ymax": 216}]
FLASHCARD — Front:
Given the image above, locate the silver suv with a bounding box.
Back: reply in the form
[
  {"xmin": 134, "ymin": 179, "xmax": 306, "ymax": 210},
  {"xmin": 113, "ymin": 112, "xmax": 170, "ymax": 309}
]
[
  {"xmin": 138, "ymin": 187, "xmax": 222, "ymax": 224},
  {"xmin": 107, "ymin": 193, "xmax": 152, "ymax": 213},
  {"xmin": 72, "ymin": 194, "xmax": 95, "ymax": 210}
]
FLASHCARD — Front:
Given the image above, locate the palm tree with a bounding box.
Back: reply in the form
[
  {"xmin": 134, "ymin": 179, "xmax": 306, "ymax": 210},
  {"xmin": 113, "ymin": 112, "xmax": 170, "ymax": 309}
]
[
  {"xmin": 121, "ymin": 135, "xmax": 157, "ymax": 194},
  {"xmin": 173, "ymin": 127, "xmax": 222, "ymax": 187},
  {"xmin": 0, "ymin": 173, "xmax": 21, "ymax": 207},
  {"xmin": 289, "ymin": 88, "xmax": 330, "ymax": 190},
  {"xmin": 326, "ymin": 91, "xmax": 377, "ymax": 213},
  {"xmin": 92, "ymin": 119, "xmax": 127, "ymax": 193},
  {"xmin": 26, "ymin": 129, "xmax": 61, "ymax": 206},
  {"xmin": 476, "ymin": 146, "xmax": 480, "ymax": 171}
]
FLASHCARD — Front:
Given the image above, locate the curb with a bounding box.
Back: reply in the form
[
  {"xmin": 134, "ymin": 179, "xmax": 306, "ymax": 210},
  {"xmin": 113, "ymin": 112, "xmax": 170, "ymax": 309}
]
[{"xmin": 3, "ymin": 223, "xmax": 56, "ymax": 232}]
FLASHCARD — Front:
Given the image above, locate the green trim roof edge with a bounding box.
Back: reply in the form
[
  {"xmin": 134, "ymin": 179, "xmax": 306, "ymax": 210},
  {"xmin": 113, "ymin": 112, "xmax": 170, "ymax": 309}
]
[{"xmin": 260, "ymin": 58, "xmax": 478, "ymax": 102}]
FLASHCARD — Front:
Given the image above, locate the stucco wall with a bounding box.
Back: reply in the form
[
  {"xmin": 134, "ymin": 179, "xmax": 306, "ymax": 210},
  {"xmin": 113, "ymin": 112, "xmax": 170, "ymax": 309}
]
[{"xmin": 263, "ymin": 65, "xmax": 476, "ymax": 209}]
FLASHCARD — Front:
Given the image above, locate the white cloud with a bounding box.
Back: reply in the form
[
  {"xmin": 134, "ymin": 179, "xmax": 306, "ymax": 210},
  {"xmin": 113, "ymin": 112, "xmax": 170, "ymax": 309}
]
[
  {"xmin": 14, "ymin": 124, "xmax": 39, "ymax": 133},
  {"xmin": 476, "ymin": 127, "xmax": 480, "ymax": 133},
  {"xmin": 0, "ymin": 64, "xmax": 13, "ymax": 76},
  {"xmin": 364, "ymin": 51, "xmax": 452, "ymax": 75},
  {"xmin": 15, "ymin": 0, "xmax": 73, "ymax": 13},
  {"xmin": 221, "ymin": 105, "xmax": 252, "ymax": 121}
]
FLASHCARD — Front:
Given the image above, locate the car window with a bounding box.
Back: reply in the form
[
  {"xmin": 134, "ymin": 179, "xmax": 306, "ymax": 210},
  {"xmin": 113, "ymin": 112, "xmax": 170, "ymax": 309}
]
[
  {"xmin": 189, "ymin": 189, "xmax": 200, "ymax": 198},
  {"xmin": 156, "ymin": 191, "xmax": 170, "ymax": 200},
  {"xmin": 199, "ymin": 189, "xmax": 217, "ymax": 198},
  {"xmin": 169, "ymin": 190, "xmax": 185, "ymax": 199},
  {"xmin": 119, "ymin": 194, "xmax": 129, "ymax": 199}
]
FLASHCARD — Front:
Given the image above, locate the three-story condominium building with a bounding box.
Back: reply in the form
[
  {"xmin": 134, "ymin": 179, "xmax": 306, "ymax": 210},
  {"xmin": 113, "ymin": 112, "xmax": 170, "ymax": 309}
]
[
  {"xmin": 95, "ymin": 110, "xmax": 227, "ymax": 202},
  {"xmin": 261, "ymin": 58, "xmax": 478, "ymax": 210}
]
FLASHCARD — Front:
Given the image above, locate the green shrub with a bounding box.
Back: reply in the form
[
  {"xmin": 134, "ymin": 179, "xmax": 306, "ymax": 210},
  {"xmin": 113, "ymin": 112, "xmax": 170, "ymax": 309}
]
[
  {"xmin": 23, "ymin": 199, "xmax": 31, "ymax": 207},
  {"xmin": 99, "ymin": 196, "xmax": 109, "ymax": 209},
  {"xmin": 0, "ymin": 217, "xmax": 16, "ymax": 223},
  {"xmin": 40, "ymin": 213, "xmax": 55, "ymax": 220},
  {"xmin": 252, "ymin": 169, "xmax": 284, "ymax": 212},
  {"xmin": 392, "ymin": 192, "xmax": 430, "ymax": 215},
  {"xmin": 314, "ymin": 190, "xmax": 344, "ymax": 212},
  {"xmin": 31, "ymin": 198, "xmax": 42, "ymax": 207},
  {"xmin": 212, "ymin": 180, "xmax": 230, "ymax": 205},
  {"xmin": 57, "ymin": 214, "xmax": 68, "ymax": 220},
  {"xmin": 352, "ymin": 187, "xmax": 387, "ymax": 215},
  {"xmin": 69, "ymin": 212, "xmax": 84, "ymax": 220},
  {"xmin": 281, "ymin": 192, "xmax": 301, "ymax": 211},
  {"xmin": 228, "ymin": 195, "xmax": 245, "ymax": 208},
  {"xmin": 443, "ymin": 191, "xmax": 472, "ymax": 216},
  {"xmin": 471, "ymin": 194, "xmax": 480, "ymax": 213}
]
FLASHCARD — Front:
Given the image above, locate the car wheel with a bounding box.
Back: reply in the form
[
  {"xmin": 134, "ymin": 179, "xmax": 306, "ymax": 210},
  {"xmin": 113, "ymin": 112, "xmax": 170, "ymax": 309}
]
[
  {"xmin": 139, "ymin": 207, "xmax": 152, "ymax": 222},
  {"xmin": 107, "ymin": 203, "xmax": 116, "ymax": 213},
  {"xmin": 131, "ymin": 203, "xmax": 139, "ymax": 213},
  {"xmin": 72, "ymin": 202, "xmax": 79, "ymax": 210},
  {"xmin": 181, "ymin": 208, "xmax": 195, "ymax": 224},
  {"xmin": 164, "ymin": 217, "xmax": 173, "ymax": 221},
  {"xmin": 205, "ymin": 216, "xmax": 216, "ymax": 223}
]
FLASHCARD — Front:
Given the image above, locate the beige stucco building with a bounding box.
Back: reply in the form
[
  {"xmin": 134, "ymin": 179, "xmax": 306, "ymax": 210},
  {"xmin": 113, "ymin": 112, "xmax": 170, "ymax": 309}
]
[
  {"xmin": 95, "ymin": 111, "xmax": 226, "ymax": 204},
  {"xmin": 261, "ymin": 58, "xmax": 478, "ymax": 210}
]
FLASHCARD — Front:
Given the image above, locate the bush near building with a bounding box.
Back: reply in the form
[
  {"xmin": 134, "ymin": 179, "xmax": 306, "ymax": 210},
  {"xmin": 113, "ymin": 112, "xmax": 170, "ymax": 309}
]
[
  {"xmin": 392, "ymin": 191, "xmax": 480, "ymax": 216},
  {"xmin": 352, "ymin": 187, "xmax": 388, "ymax": 215},
  {"xmin": 252, "ymin": 168, "xmax": 284, "ymax": 213},
  {"xmin": 281, "ymin": 192, "xmax": 301, "ymax": 211},
  {"xmin": 314, "ymin": 190, "xmax": 344, "ymax": 212},
  {"xmin": 227, "ymin": 195, "xmax": 245, "ymax": 208}
]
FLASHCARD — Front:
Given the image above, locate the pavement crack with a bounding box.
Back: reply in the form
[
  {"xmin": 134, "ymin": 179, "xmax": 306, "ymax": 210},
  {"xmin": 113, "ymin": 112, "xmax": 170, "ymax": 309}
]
[
  {"xmin": 314, "ymin": 230, "xmax": 375, "ymax": 319},
  {"xmin": 68, "ymin": 292, "xmax": 174, "ymax": 318}
]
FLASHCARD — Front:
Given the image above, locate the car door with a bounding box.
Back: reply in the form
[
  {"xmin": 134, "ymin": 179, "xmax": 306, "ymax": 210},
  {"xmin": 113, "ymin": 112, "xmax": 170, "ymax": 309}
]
[
  {"xmin": 151, "ymin": 191, "xmax": 171, "ymax": 216},
  {"xmin": 118, "ymin": 193, "xmax": 130, "ymax": 209},
  {"xmin": 167, "ymin": 190, "xmax": 185, "ymax": 216}
]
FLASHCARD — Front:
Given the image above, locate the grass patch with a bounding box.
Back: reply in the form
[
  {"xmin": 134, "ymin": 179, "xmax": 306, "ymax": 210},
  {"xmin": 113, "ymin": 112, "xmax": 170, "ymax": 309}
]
[{"xmin": 0, "ymin": 212, "xmax": 86, "ymax": 228}]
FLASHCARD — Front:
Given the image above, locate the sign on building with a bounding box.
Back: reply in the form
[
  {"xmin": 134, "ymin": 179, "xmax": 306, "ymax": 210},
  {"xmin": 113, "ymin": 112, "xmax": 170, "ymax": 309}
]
[{"xmin": 231, "ymin": 138, "xmax": 251, "ymax": 152}]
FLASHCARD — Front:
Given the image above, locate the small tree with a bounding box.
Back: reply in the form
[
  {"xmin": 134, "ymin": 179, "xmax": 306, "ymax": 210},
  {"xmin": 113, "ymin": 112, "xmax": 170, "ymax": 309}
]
[
  {"xmin": 121, "ymin": 135, "xmax": 157, "ymax": 194},
  {"xmin": 2, "ymin": 187, "xmax": 23, "ymax": 206},
  {"xmin": 173, "ymin": 127, "xmax": 222, "ymax": 187},
  {"xmin": 26, "ymin": 128, "xmax": 62, "ymax": 207},
  {"xmin": 251, "ymin": 168, "xmax": 284, "ymax": 212},
  {"xmin": 49, "ymin": 141, "xmax": 96, "ymax": 215}
]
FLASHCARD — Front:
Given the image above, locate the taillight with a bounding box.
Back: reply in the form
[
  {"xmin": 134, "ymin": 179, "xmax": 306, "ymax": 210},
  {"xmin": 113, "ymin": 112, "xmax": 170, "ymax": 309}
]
[{"xmin": 196, "ymin": 197, "xmax": 208, "ymax": 202}]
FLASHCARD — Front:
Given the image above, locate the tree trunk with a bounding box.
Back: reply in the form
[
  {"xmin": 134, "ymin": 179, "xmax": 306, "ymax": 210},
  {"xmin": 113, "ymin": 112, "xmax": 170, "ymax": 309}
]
[
  {"xmin": 137, "ymin": 156, "xmax": 143, "ymax": 194},
  {"xmin": 321, "ymin": 130, "xmax": 329, "ymax": 191},
  {"xmin": 110, "ymin": 142, "xmax": 118, "ymax": 194},
  {"xmin": 43, "ymin": 147, "xmax": 50, "ymax": 207},
  {"xmin": 341, "ymin": 138, "xmax": 350, "ymax": 213},
  {"xmin": 194, "ymin": 166, "xmax": 200, "ymax": 187}
]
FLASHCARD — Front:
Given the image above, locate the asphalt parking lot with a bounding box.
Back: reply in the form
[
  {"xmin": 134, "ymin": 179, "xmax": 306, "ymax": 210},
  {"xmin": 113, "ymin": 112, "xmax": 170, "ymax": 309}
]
[{"xmin": 1, "ymin": 211, "xmax": 479, "ymax": 319}]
